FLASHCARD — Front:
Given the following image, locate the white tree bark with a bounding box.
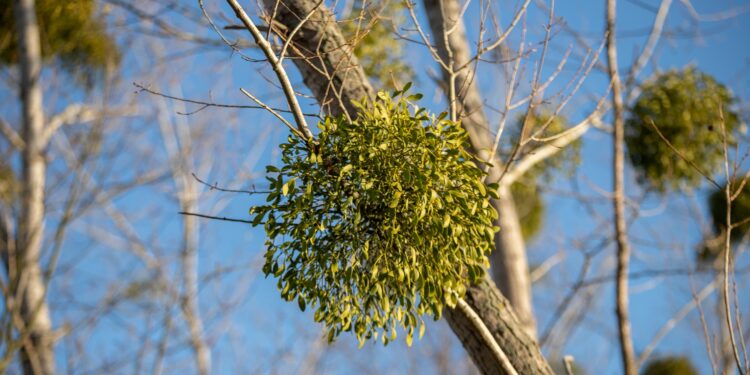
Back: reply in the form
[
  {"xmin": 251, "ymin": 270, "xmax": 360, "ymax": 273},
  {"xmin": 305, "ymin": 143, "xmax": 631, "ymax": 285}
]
[
  {"xmin": 156, "ymin": 90, "xmax": 211, "ymax": 375},
  {"xmin": 13, "ymin": 0, "xmax": 56, "ymax": 373}
]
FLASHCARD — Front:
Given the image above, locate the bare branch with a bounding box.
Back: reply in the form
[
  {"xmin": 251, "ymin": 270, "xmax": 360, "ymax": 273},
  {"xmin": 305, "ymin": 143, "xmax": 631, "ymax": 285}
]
[
  {"xmin": 179, "ymin": 211, "xmax": 253, "ymax": 224},
  {"xmin": 43, "ymin": 104, "xmax": 100, "ymax": 145},
  {"xmin": 225, "ymin": 0, "xmax": 313, "ymax": 140},
  {"xmin": 504, "ymin": 117, "xmax": 592, "ymax": 187},
  {"xmin": 679, "ymin": 0, "xmax": 750, "ymax": 22},
  {"xmin": 637, "ymin": 274, "xmax": 721, "ymax": 366},
  {"xmin": 645, "ymin": 118, "xmax": 721, "ymax": 189},
  {"xmin": 134, "ymin": 82, "xmax": 321, "ymax": 118},
  {"xmin": 624, "ymin": 0, "xmax": 672, "ymax": 93},
  {"xmin": 0, "ymin": 117, "xmax": 24, "ymax": 150}
]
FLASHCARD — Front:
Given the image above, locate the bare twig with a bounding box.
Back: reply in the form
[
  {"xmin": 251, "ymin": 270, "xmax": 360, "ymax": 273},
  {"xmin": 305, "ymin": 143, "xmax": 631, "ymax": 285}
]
[
  {"xmin": 179, "ymin": 211, "xmax": 253, "ymax": 224},
  {"xmin": 192, "ymin": 173, "xmax": 270, "ymax": 195},
  {"xmin": 225, "ymin": 0, "xmax": 313, "ymax": 140},
  {"xmin": 646, "ymin": 119, "xmax": 721, "ymax": 189},
  {"xmin": 240, "ymin": 88, "xmax": 304, "ymax": 138},
  {"xmin": 0, "ymin": 117, "xmax": 25, "ymax": 150},
  {"xmin": 134, "ymin": 82, "xmax": 321, "ymax": 118}
]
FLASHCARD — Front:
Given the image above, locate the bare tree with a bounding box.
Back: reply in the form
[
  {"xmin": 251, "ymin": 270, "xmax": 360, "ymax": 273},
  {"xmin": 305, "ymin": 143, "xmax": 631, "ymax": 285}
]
[{"xmin": 7, "ymin": 1, "xmax": 57, "ymax": 373}]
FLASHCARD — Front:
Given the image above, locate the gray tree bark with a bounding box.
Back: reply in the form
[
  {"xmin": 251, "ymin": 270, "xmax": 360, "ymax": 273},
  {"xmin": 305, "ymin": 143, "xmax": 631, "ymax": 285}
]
[
  {"xmin": 13, "ymin": 0, "xmax": 56, "ymax": 373},
  {"xmin": 258, "ymin": 1, "xmax": 552, "ymax": 373},
  {"xmin": 422, "ymin": 0, "xmax": 537, "ymax": 338},
  {"xmin": 262, "ymin": 0, "xmax": 374, "ymax": 120}
]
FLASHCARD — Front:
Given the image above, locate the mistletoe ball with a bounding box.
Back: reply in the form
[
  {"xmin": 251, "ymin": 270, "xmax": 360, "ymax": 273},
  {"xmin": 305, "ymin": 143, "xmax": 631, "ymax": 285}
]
[
  {"xmin": 250, "ymin": 90, "xmax": 498, "ymax": 346},
  {"xmin": 625, "ymin": 68, "xmax": 740, "ymax": 192}
]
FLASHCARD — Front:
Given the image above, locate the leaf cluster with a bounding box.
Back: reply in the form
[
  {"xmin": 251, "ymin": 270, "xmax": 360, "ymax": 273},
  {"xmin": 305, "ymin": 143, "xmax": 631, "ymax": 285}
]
[
  {"xmin": 250, "ymin": 88, "xmax": 498, "ymax": 346},
  {"xmin": 0, "ymin": 0, "xmax": 119, "ymax": 86},
  {"xmin": 626, "ymin": 68, "xmax": 739, "ymax": 192},
  {"xmin": 340, "ymin": 0, "xmax": 413, "ymax": 90}
]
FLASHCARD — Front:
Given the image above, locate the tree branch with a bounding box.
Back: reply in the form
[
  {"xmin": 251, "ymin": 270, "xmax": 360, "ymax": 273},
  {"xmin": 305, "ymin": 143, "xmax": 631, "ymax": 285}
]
[
  {"xmin": 225, "ymin": 0, "xmax": 313, "ymax": 140},
  {"xmin": 606, "ymin": 1, "xmax": 637, "ymax": 374},
  {"xmin": 0, "ymin": 117, "xmax": 25, "ymax": 150}
]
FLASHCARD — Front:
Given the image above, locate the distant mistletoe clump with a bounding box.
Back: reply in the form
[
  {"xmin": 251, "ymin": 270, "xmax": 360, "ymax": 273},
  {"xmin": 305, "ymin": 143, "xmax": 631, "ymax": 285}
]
[
  {"xmin": 250, "ymin": 88, "xmax": 498, "ymax": 346},
  {"xmin": 0, "ymin": 0, "xmax": 119, "ymax": 85},
  {"xmin": 625, "ymin": 68, "xmax": 740, "ymax": 192},
  {"xmin": 506, "ymin": 111, "xmax": 580, "ymax": 241}
]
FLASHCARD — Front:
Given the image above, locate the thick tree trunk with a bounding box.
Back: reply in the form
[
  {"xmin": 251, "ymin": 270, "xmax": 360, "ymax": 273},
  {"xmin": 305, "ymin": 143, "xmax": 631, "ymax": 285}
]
[
  {"xmin": 447, "ymin": 276, "xmax": 553, "ymax": 374},
  {"xmin": 13, "ymin": 0, "xmax": 56, "ymax": 374},
  {"xmin": 261, "ymin": 0, "xmax": 374, "ymax": 120},
  {"xmin": 259, "ymin": 1, "xmax": 551, "ymax": 373},
  {"xmin": 422, "ymin": 0, "xmax": 536, "ymax": 338}
]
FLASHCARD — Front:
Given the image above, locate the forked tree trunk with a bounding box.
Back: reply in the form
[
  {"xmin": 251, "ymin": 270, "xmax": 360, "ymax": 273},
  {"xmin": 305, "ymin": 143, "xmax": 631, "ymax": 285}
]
[
  {"xmin": 13, "ymin": 0, "xmax": 56, "ymax": 374},
  {"xmin": 422, "ymin": 0, "xmax": 537, "ymax": 339},
  {"xmin": 257, "ymin": 1, "xmax": 552, "ymax": 373}
]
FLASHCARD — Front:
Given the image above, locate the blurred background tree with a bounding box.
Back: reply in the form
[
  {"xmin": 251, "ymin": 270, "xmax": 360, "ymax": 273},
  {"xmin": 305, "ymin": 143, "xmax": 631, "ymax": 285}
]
[{"xmin": 0, "ymin": 0, "xmax": 118, "ymax": 85}]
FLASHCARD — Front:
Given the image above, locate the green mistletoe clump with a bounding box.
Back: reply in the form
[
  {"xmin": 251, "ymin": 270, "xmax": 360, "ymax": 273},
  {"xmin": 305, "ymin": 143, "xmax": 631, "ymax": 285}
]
[
  {"xmin": 626, "ymin": 68, "xmax": 739, "ymax": 192},
  {"xmin": 250, "ymin": 88, "xmax": 498, "ymax": 346}
]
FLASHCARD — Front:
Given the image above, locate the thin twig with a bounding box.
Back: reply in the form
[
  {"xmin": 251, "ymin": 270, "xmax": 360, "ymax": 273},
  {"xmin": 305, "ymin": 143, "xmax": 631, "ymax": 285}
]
[
  {"xmin": 191, "ymin": 173, "xmax": 270, "ymax": 195},
  {"xmin": 225, "ymin": 0, "xmax": 314, "ymax": 140},
  {"xmin": 240, "ymin": 88, "xmax": 304, "ymax": 138},
  {"xmin": 645, "ymin": 119, "xmax": 721, "ymax": 189},
  {"xmin": 720, "ymin": 107, "xmax": 746, "ymax": 375},
  {"xmin": 179, "ymin": 211, "xmax": 253, "ymax": 224},
  {"xmin": 134, "ymin": 82, "xmax": 320, "ymax": 118}
]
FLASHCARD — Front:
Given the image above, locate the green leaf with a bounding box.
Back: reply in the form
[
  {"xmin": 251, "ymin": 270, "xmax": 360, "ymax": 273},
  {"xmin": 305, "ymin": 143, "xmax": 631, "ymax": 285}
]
[
  {"xmin": 340, "ymin": 164, "xmax": 353, "ymax": 175},
  {"xmin": 402, "ymin": 81, "xmax": 412, "ymax": 93}
]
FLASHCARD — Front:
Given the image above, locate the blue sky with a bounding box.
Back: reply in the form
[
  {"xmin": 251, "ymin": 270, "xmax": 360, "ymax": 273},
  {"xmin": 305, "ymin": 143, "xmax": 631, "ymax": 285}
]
[{"xmin": 4, "ymin": 0, "xmax": 750, "ymax": 374}]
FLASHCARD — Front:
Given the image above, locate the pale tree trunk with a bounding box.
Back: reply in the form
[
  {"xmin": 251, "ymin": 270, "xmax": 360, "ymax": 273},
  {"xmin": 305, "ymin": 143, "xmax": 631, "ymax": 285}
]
[
  {"xmin": 255, "ymin": 1, "xmax": 552, "ymax": 373},
  {"xmin": 422, "ymin": 0, "xmax": 537, "ymax": 338},
  {"xmin": 606, "ymin": 1, "xmax": 637, "ymax": 374},
  {"xmin": 179, "ymin": 187, "xmax": 211, "ymax": 375},
  {"xmin": 13, "ymin": 0, "xmax": 56, "ymax": 373},
  {"xmin": 157, "ymin": 97, "xmax": 211, "ymax": 375}
]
